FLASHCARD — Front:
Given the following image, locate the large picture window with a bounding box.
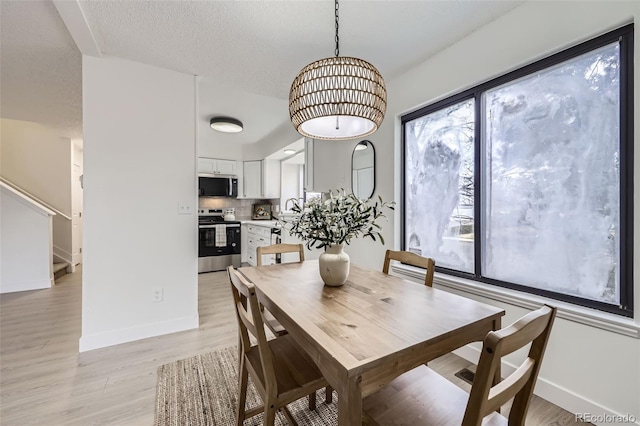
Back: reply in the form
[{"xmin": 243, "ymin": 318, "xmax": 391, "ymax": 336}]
[{"xmin": 402, "ymin": 25, "xmax": 633, "ymax": 316}]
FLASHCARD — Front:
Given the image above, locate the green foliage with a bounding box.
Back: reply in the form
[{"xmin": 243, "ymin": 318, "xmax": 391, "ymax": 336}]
[{"xmin": 279, "ymin": 190, "xmax": 395, "ymax": 250}]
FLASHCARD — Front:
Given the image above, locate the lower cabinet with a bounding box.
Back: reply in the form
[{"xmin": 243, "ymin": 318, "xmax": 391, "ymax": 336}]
[
  {"xmin": 246, "ymin": 224, "xmax": 274, "ymax": 266},
  {"xmin": 280, "ymin": 228, "xmax": 322, "ymax": 262}
]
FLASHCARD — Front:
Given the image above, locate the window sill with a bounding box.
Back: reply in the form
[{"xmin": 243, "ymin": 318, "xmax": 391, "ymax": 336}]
[{"xmin": 392, "ymin": 264, "xmax": 640, "ymax": 339}]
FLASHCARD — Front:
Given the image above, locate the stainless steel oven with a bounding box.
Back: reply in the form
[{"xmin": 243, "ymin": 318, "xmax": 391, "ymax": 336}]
[{"xmin": 198, "ymin": 209, "xmax": 241, "ymax": 273}]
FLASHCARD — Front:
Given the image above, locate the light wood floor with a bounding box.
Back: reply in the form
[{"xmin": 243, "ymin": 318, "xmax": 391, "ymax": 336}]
[{"xmin": 0, "ymin": 266, "xmax": 586, "ymax": 425}]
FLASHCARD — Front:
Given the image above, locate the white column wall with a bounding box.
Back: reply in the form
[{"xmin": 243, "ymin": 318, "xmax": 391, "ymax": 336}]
[
  {"xmin": 328, "ymin": 1, "xmax": 640, "ymax": 422},
  {"xmin": 80, "ymin": 56, "xmax": 198, "ymax": 351}
]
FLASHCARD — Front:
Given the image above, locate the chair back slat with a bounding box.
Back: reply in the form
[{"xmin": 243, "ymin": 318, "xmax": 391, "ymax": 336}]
[
  {"xmin": 227, "ymin": 266, "xmax": 277, "ymax": 390},
  {"xmin": 462, "ymin": 305, "xmax": 557, "ymax": 426},
  {"xmin": 257, "ymin": 243, "xmax": 305, "ymax": 266},
  {"xmin": 492, "ymin": 309, "xmax": 555, "ymax": 356},
  {"xmin": 383, "ymin": 249, "xmax": 436, "ymax": 286},
  {"xmin": 484, "ymin": 358, "xmax": 535, "ymax": 413}
]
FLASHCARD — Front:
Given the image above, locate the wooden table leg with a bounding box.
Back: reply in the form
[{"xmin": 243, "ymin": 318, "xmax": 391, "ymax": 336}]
[{"xmin": 338, "ymin": 374, "xmax": 363, "ymax": 425}]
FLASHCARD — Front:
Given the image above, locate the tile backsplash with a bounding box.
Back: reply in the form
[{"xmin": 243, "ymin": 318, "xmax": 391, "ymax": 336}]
[{"xmin": 198, "ymin": 197, "xmax": 280, "ymax": 221}]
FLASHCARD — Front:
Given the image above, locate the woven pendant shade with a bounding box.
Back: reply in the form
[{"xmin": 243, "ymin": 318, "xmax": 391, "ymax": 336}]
[{"xmin": 289, "ymin": 56, "xmax": 387, "ymax": 140}]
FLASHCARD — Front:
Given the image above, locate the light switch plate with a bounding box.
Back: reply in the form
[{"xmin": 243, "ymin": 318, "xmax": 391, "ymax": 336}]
[{"xmin": 177, "ymin": 202, "xmax": 192, "ymax": 215}]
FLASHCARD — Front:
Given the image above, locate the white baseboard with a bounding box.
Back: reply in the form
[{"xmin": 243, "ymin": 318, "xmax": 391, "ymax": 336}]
[
  {"xmin": 79, "ymin": 315, "xmax": 200, "ymax": 352},
  {"xmin": 0, "ymin": 278, "xmax": 52, "ymax": 294},
  {"xmin": 53, "ymin": 244, "xmax": 73, "ymax": 265},
  {"xmin": 453, "ymin": 345, "xmax": 640, "ymax": 426}
]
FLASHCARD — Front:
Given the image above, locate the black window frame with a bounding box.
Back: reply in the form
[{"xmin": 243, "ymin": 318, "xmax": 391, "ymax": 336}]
[{"xmin": 401, "ymin": 24, "xmax": 634, "ymax": 317}]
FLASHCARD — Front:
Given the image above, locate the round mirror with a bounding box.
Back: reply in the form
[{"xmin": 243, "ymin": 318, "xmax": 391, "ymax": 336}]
[{"xmin": 351, "ymin": 140, "xmax": 375, "ymax": 199}]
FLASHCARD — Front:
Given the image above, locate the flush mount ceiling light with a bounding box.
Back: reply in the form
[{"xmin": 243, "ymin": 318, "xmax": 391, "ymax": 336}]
[
  {"xmin": 288, "ymin": 0, "xmax": 386, "ymax": 141},
  {"xmin": 283, "ymin": 149, "xmax": 297, "ymax": 155},
  {"xmin": 210, "ymin": 117, "xmax": 243, "ymax": 133}
]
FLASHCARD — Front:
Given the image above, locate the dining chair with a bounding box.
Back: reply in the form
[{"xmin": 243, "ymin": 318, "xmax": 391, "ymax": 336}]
[
  {"xmin": 257, "ymin": 243, "xmax": 305, "ymax": 266},
  {"xmin": 255, "ymin": 243, "xmax": 335, "ymax": 403},
  {"xmin": 227, "ymin": 266, "xmax": 330, "ymax": 426},
  {"xmin": 256, "ymin": 243, "xmax": 305, "ymax": 337},
  {"xmin": 382, "ymin": 249, "xmax": 436, "ymax": 287},
  {"xmin": 362, "ymin": 304, "xmax": 557, "ymax": 426}
]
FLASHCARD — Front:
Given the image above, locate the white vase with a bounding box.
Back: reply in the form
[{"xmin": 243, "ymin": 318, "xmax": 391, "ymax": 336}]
[{"xmin": 319, "ymin": 243, "xmax": 350, "ymax": 286}]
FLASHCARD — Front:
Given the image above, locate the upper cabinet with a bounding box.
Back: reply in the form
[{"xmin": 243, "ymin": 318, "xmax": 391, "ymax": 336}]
[
  {"xmin": 243, "ymin": 160, "xmax": 262, "ymax": 198},
  {"xmin": 242, "ymin": 159, "xmax": 281, "ymax": 199},
  {"xmin": 198, "ymin": 157, "xmax": 237, "ymax": 175}
]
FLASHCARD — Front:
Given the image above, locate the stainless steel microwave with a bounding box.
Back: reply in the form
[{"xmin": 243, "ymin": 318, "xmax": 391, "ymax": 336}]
[{"xmin": 198, "ymin": 175, "xmax": 238, "ymax": 197}]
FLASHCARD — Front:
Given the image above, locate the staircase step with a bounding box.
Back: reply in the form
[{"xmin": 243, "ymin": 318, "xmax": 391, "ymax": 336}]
[{"xmin": 53, "ymin": 263, "xmax": 69, "ymax": 280}]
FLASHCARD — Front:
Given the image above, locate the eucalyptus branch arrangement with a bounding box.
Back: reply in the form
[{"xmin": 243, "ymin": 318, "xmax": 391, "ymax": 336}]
[{"xmin": 280, "ymin": 190, "xmax": 395, "ymax": 250}]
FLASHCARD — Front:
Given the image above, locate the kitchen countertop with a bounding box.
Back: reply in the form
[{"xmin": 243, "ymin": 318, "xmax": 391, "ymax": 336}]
[{"xmin": 241, "ymin": 220, "xmax": 281, "ymax": 228}]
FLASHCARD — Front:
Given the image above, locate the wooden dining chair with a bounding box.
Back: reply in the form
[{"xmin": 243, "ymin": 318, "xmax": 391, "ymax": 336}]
[
  {"xmin": 227, "ymin": 266, "xmax": 329, "ymax": 426},
  {"xmin": 256, "ymin": 243, "xmax": 305, "ymax": 337},
  {"xmin": 382, "ymin": 249, "xmax": 436, "ymax": 287},
  {"xmin": 255, "ymin": 243, "xmax": 335, "ymax": 403},
  {"xmin": 362, "ymin": 305, "xmax": 557, "ymax": 426},
  {"xmin": 257, "ymin": 243, "xmax": 305, "ymax": 266}
]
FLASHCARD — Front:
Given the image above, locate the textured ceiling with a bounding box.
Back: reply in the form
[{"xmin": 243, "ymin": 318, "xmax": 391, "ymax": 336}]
[
  {"xmin": 1, "ymin": 1, "xmax": 83, "ymax": 139},
  {"xmin": 0, "ymin": 0, "xmax": 523, "ymax": 144}
]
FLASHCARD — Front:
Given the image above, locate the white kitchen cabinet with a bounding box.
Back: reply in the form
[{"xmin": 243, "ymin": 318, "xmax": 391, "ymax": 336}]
[
  {"xmin": 242, "ymin": 159, "xmax": 281, "ymax": 199},
  {"xmin": 243, "ymin": 161, "xmax": 262, "ymax": 198},
  {"xmin": 198, "ymin": 157, "xmax": 237, "ymax": 175},
  {"xmin": 246, "ymin": 223, "xmax": 274, "ymax": 266}
]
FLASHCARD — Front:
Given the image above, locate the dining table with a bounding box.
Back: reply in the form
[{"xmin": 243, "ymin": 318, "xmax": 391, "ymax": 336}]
[{"xmin": 238, "ymin": 260, "xmax": 505, "ymax": 426}]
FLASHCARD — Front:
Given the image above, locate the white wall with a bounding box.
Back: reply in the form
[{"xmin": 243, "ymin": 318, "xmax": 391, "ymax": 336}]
[
  {"xmin": 0, "ymin": 118, "xmax": 74, "ymax": 261},
  {"xmin": 1, "ymin": 186, "xmax": 54, "ymax": 293},
  {"xmin": 280, "ymin": 163, "xmax": 302, "ymax": 211},
  {"xmin": 242, "ymin": 122, "xmax": 301, "ymax": 161},
  {"xmin": 198, "ymin": 138, "xmax": 243, "ymax": 161},
  {"xmin": 80, "ymin": 56, "xmax": 198, "ymax": 352},
  {"xmin": 318, "ymin": 1, "xmax": 640, "ymax": 422},
  {"xmin": 1, "ymin": 119, "xmax": 72, "ymax": 215}
]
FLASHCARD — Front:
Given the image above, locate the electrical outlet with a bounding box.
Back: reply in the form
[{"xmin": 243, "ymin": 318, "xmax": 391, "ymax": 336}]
[
  {"xmin": 152, "ymin": 287, "xmax": 163, "ymax": 302},
  {"xmin": 178, "ymin": 202, "xmax": 192, "ymax": 215}
]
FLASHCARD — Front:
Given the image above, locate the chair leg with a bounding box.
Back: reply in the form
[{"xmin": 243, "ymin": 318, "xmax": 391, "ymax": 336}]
[
  {"xmin": 264, "ymin": 403, "xmax": 277, "ymax": 426},
  {"xmin": 236, "ymin": 356, "xmax": 248, "ymax": 426},
  {"xmin": 281, "ymin": 406, "xmax": 299, "ymax": 426},
  {"xmin": 325, "ymin": 386, "xmax": 333, "ymax": 404},
  {"xmin": 308, "ymin": 391, "xmax": 316, "ymax": 410}
]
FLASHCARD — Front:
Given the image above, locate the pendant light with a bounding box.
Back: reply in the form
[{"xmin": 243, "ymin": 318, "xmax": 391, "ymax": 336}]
[{"xmin": 289, "ymin": 0, "xmax": 386, "ymax": 140}]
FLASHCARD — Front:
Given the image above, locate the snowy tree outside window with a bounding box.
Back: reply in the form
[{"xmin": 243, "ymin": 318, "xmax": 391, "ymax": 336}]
[
  {"xmin": 405, "ymin": 99, "xmax": 475, "ymax": 273},
  {"xmin": 402, "ymin": 26, "xmax": 632, "ymax": 315}
]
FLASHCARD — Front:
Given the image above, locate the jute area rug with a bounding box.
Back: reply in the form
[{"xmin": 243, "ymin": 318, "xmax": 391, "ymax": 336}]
[{"xmin": 154, "ymin": 346, "xmax": 338, "ymax": 425}]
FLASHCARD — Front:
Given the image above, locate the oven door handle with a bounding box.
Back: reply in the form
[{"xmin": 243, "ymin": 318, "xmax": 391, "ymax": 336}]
[{"xmin": 199, "ymin": 224, "xmax": 240, "ymax": 228}]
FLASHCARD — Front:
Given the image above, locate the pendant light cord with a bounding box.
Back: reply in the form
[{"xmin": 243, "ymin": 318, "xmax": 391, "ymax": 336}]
[
  {"xmin": 334, "ymin": 0, "xmax": 339, "ymax": 57},
  {"xmin": 334, "ymin": 0, "xmax": 340, "ymax": 129}
]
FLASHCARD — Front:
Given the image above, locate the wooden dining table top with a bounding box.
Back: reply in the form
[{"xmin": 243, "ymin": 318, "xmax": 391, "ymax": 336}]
[{"xmin": 239, "ymin": 260, "xmax": 505, "ymax": 425}]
